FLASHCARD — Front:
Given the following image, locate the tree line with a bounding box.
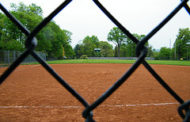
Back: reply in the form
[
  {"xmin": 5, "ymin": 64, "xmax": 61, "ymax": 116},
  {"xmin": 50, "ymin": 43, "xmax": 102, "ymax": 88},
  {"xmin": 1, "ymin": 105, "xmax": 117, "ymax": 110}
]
[
  {"xmin": 76, "ymin": 27, "xmax": 190, "ymax": 60},
  {"xmin": 0, "ymin": 3, "xmax": 74, "ymax": 59},
  {"xmin": 154, "ymin": 28, "xmax": 190, "ymax": 60},
  {"xmin": 74, "ymin": 28, "xmax": 153, "ymax": 58},
  {"xmin": 0, "ymin": 3, "xmax": 189, "ymax": 60}
]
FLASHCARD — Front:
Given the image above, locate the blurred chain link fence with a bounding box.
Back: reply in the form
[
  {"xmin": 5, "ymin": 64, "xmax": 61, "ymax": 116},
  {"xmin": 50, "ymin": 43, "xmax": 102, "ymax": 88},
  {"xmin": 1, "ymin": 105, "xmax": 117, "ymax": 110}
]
[
  {"xmin": 0, "ymin": 50, "xmax": 46, "ymax": 65},
  {"xmin": 0, "ymin": 0, "xmax": 190, "ymax": 122}
]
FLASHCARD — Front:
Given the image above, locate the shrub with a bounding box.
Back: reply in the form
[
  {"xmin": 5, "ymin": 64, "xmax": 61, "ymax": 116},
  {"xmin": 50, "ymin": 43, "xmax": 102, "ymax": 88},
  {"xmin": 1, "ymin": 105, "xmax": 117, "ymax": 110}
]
[{"xmin": 80, "ymin": 55, "xmax": 88, "ymax": 59}]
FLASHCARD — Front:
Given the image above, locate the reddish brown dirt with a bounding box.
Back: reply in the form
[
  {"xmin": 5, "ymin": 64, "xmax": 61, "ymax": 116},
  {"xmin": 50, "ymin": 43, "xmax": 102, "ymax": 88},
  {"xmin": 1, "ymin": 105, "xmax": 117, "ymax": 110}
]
[{"xmin": 0, "ymin": 64, "xmax": 189, "ymax": 122}]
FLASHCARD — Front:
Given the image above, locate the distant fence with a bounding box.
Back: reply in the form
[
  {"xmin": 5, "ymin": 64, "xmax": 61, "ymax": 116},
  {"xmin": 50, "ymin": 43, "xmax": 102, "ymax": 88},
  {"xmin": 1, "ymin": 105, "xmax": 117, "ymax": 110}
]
[
  {"xmin": 88, "ymin": 57, "xmax": 155, "ymax": 60},
  {"xmin": 0, "ymin": 50, "xmax": 46, "ymax": 65}
]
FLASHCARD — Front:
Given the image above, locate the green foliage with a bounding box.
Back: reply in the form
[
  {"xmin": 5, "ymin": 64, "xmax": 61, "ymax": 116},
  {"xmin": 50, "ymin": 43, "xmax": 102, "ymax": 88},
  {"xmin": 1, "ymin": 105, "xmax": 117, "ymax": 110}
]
[
  {"xmin": 147, "ymin": 45, "xmax": 153, "ymax": 57},
  {"xmin": 64, "ymin": 44, "xmax": 75, "ymax": 58},
  {"xmin": 99, "ymin": 41, "xmax": 114, "ymax": 57},
  {"xmin": 10, "ymin": 3, "xmax": 42, "ymax": 16},
  {"xmin": 173, "ymin": 28, "xmax": 190, "ymax": 59},
  {"xmin": 0, "ymin": 12, "xmax": 26, "ymax": 51},
  {"xmin": 74, "ymin": 35, "xmax": 99, "ymax": 57},
  {"xmin": 107, "ymin": 27, "xmax": 126, "ymax": 57},
  {"xmin": 0, "ymin": 2, "xmax": 74, "ymax": 59},
  {"xmin": 152, "ymin": 28, "xmax": 190, "ymax": 60},
  {"xmin": 107, "ymin": 29, "xmax": 149, "ymax": 57},
  {"xmin": 119, "ymin": 44, "xmax": 127, "ymax": 57},
  {"xmin": 152, "ymin": 49, "xmax": 160, "ymax": 60},
  {"xmin": 74, "ymin": 44, "xmax": 83, "ymax": 58},
  {"xmin": 74, "ymin": 36, "xmax": 114, "ymax": 58},
  {"xmin": 118, "ymin": 33, "xmax": 150, "ymax": 57},
  {"xmin": 82, "ymin": 35, "xmax": 99, "ymax": 56},
  {"xmin": 80, "ymin": 55, "xmax": 88, "ymax": 59},
  {"xmin": 159, "ymin": 47, "xmax": 172, "ymax": 60}
]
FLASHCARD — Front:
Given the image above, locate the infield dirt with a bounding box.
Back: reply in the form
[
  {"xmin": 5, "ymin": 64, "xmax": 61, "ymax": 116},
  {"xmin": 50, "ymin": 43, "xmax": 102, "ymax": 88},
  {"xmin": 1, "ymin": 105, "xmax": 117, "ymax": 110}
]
[{"xmin": 0, "ymin": 64, "xmax": 189, "ymax": 122}]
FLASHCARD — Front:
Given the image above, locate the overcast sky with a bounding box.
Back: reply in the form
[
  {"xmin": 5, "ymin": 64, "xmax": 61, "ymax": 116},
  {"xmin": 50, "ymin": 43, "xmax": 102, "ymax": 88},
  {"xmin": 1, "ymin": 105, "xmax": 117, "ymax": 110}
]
[{"xmin": 1, "ymin": 0, "xmax": 190, "ymax": 49}]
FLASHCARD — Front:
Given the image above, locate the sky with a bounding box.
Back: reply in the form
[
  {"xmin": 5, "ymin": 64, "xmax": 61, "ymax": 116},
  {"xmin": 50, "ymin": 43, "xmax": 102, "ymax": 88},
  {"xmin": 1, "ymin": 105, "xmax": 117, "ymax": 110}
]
[{"xmin": 1, "ymin": 0, "xmax": 190, "ymax": 49}]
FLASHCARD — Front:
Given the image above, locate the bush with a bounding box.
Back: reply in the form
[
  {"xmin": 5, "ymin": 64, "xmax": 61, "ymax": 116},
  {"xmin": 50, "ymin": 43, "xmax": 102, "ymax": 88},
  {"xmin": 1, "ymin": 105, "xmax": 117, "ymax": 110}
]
[{"xmin": 80, "ymin": 55, "xmax": 88, "ymax": 59}]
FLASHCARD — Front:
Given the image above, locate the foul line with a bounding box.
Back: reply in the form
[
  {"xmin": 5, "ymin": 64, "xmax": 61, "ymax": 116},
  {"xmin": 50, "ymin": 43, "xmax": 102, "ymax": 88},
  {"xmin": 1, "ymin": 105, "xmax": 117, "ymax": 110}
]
[{"xmin": 0, "ymin": 102, "xmax": 178, "ymax": 109}]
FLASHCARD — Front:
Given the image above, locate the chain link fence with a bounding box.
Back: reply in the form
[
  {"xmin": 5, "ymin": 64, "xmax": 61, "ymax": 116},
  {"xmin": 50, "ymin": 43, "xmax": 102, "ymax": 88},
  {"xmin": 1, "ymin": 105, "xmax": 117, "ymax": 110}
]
[
  {"xmin": 0, "ymin": 50, "xmax": 46, "ymax": 66},
  {"xmin": 88, "ymin": 57, "xmax": 155, "ymax": 60},
  {"xmin": 0, "ymin": 0, "xmax": 190, "ymax": 121}
]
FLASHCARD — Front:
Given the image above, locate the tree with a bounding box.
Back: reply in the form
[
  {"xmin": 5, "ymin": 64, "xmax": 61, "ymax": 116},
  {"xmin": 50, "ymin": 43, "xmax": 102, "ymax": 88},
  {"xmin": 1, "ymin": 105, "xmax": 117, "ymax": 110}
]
[
  {"xmin": 173, "ymin": 28, "xmax": 190, "ymax": 59},
  {"xmin": 118, "ymin": 33, "xmax": 148, "ymax": 57},
  {"xmin": 159, "ymin": 47, "xmax": 172, "ymax": 60},
  {"xmin": 0, "ymin": 2, "xmax": 43, "ymax": 51},
  {"xmin": 64, "ymin": 44, "xmax": 75, "ymax": 58},
  {"xmin": 74, "ymin": 44, "xmax": 83, "ymax": 58},
  {"xmin": 74, "ymin": 36, "xmax": 114, "ymax": 58},
  {"xmin": 74, "ymin": 35, "xmax": 99, "ymax": 57},
  {"xmin": 0, "ymin": 2, "xmax": 74, "ymax": 59},
  {"xmin": 99, "ymin": 41, "xmax": 114, "ymax": 57},
  {"xmin": 43, "ymin": 22, "xmax": 73, "ymax": 58},
  {"xmin": 63, "ymin": 29, "xmax": 72, "ymax": 43},
  {"xmin": 119, "ymin": 44, "xmax": 128, "ymax": 57},
  {"xmin": 10, "ymin": 3, "xmax": 42, "ymax": 16},
  {"xmin": 107, "ymin": 27, "xmax": 126, "ymax": 57},
  {"xmin": 152, "ymin": 49, "xmax": 160, "ymax": 60},
  {"xmin": 82, "ymin": 35, "xmax": 99, "ymax": 57}
]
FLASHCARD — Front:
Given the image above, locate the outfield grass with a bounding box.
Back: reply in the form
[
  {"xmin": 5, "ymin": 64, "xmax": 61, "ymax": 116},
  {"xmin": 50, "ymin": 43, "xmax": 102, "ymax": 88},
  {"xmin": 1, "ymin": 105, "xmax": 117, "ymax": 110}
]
[
  {"xmin": 46, "ymin": 59, "xmax": 190, "ymax": 66},
  {"xmin": 146, "ymin": 60, "xmax": 190, "ymax": 66},
  {"xmin": 47, "ymin": 59, "xmax": 135, "ymax": 64}
]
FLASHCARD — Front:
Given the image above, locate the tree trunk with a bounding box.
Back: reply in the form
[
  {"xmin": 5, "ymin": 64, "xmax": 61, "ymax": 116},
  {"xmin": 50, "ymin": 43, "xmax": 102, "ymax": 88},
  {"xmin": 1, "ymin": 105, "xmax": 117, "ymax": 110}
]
[{"xmin": 118, "ymin": 44, "xmax": 120, "ymax": 57}]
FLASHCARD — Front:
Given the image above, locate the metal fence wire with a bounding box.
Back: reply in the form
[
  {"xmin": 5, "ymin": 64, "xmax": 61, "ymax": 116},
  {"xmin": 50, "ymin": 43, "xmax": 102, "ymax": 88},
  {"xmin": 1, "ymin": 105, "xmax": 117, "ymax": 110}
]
[
  {"xmin": 0, "ymin": 50, "xmax": 46, "ymax": 65},
  {"xmin": 0, "ymin": 0, "xmax": 190, "ymax": 121}
]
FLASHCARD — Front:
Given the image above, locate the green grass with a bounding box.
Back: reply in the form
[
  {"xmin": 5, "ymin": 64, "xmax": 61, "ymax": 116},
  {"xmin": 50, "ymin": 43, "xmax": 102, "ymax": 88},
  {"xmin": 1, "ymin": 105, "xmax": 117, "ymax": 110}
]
[
  {"xmin": 45, "ymin": 59, "xmax": 190, "ymax": 66},
  {"xmin": 47, "ymin": 59, "xmax": 135, "ymax": 64},
  {"xmin": 146, "ymin": 60, "xmax": 190, "ymax": 66}
]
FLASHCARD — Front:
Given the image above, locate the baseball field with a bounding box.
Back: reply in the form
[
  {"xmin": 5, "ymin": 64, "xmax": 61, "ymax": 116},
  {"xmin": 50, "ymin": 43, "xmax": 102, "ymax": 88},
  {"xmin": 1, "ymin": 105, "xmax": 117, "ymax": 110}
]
[{"xmin": 0, "ymin": 60, "xmax": 189, "ymax": 121}]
